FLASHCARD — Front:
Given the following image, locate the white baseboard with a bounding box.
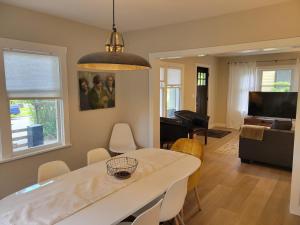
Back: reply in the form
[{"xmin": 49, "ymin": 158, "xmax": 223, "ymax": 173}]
[{"xmin": 290, "ymin": 204, "xmax": 300, "ymax": 216}]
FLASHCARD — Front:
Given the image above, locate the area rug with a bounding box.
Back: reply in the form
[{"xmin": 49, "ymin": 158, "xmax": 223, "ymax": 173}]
[
  {"xmin": 214, "ymin": 136, "xmax": 239, "ymax": 156},
  {"xmin": 207, "ymin": 129, "xmax": 231, "ymax": 138}
]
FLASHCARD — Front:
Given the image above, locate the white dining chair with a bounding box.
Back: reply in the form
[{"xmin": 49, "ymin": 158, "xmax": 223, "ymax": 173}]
[
  {"xmin": 87, "ymin": 148, "xmax": 111, "ymax": 165},
  {"xmin": 119, "ymin": 199, "xmax": 162, "ymax": 225},
  {"xmin": 38, "ymin": 160, "xmax": 70, "ymax": 183},
  {"xmin": 109, "ymin": 123, "xmax": 137, "ymax": 154},
  {"xmin": 133, "ymin": 176, "xmax": 188, "ymax": 225},
  {"xmin": 160, "ymin": 176, "xmax": 188, "ymax": 225}
]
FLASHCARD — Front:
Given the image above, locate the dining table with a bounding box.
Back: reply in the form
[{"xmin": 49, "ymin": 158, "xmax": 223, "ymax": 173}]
[{"xmin": 0, "ymin": 148, "xmax": 201, "ymax": 225}]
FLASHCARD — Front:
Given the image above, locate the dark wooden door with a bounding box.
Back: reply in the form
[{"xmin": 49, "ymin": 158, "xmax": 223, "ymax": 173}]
[{"xmin": 196, "ymin": 67, "xmax": 209, "ymax": 116}]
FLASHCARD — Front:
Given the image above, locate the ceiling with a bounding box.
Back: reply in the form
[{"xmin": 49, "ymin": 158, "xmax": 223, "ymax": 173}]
[{"xmin": 0, "ymin": 0, "xmax": 290, "ymax": 31}]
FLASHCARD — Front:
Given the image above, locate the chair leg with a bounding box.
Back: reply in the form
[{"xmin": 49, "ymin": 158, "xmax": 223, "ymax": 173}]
[
  {"xmin": 174, "ymin": 217, "xmax": 180, "ymax": 225},
  {"xmin": 194, "ymin": 187, "xmax": 202, "ymax": 212},
  {"xmin": 177, "ymin": 214, "xmax": 185, "ymax": 225},
  {"xmin": 180, "ymin": 208, "xmax": 184, "ymax": 219}
]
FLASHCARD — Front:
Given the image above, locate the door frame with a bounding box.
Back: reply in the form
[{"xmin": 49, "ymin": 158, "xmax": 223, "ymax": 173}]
[{"xmin": 195, "ymin": 64, "xmax": 212, "ymax": 126}]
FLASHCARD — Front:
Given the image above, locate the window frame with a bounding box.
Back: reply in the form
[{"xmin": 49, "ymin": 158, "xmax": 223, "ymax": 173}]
[
  {"xmin": 257, "ymin": 65, "xmax": 297, "ymax": 92},
  {"xmin": 0, "ymin": 38, "xmax": 70, "ymax": 162},
  {"xmin": 159, "ymin": 62, "xmax": 184, "ymax": 118}
]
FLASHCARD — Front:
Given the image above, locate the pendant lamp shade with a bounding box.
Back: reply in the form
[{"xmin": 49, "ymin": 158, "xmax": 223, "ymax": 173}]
[
  {"xmin": 78, "ymin": 52, "xmax": 151, "ymax": 71},
  {"xmin": 77, "ymin": 0, "xmax": 151, "ymax": 71}
]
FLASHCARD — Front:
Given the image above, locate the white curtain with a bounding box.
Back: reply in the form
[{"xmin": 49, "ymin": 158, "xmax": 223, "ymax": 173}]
[{"xmin": 226, "ymin": 62, "xmax": 258, "ymax": 129}]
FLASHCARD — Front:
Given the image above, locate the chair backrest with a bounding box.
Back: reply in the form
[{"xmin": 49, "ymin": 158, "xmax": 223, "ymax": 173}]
[
  {"xmin": 38, "ymin": 160, "xmax": 70, "ymax": 183},
  {"xmin": 132, "ymin": 199, "xmax": 162, "ymax": 225},
  {"xmin": 109, "ymin": 123, "xmax": 137, "ymax": 153},
  {"xmin": 87, "ymin": 148, "xmax": 111, "ymax": 165},
  {"xmin": 171, "ymin": 138, "xmax": 203, "ymax": 192},
  {"xmin": 160, "ymin": 176, "xmax": 188, "ymax": 222}
]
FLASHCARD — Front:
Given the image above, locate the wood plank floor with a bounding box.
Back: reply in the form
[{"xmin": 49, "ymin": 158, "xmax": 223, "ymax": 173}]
[{"xmin": 183, "ymin": 129, "xmax": 300, "ymax": 225}]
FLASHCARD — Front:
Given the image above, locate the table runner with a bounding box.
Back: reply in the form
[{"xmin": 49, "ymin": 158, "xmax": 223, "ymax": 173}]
[{"xmin": 0, "ymin": 149, "xmax": 186, "ymax": 225}]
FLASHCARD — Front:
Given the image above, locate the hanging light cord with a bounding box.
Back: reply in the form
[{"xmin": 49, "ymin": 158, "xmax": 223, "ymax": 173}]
[{"xmin": 112, "ymin": 0, "xmax": 116, "ymax": 31}]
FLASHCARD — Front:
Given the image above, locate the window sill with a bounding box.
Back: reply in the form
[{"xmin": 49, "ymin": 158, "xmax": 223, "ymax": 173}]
[{"xmin": 0, "ymin": 144, "xmax": 72, "ymax": 164}]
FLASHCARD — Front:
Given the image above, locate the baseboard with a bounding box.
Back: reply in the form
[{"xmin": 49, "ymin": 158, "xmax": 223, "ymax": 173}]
[{"xmin": 290, "ymin": 204, "xmax": 300, "ymax": 216}]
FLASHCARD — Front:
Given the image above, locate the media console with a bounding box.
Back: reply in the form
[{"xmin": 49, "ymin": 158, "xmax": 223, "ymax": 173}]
[
  {"xmin": 244, "ymin": 117, "xmax": 274, "ymax": 128},
  {"xmin": 244, "ymin": 116, "xmax": 293, "ymax": 130}
]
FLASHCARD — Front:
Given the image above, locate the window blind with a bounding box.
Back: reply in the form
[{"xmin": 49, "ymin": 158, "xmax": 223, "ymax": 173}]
[
  {"xmin": 167, "ymin": 68, "xmax": 181, "ymax": 85},
  {"xmin": 3, "ymin": 51, "xmax": 61, "ymax": 98}
]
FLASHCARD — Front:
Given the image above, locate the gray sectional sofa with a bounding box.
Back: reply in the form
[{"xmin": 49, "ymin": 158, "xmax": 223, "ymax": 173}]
[{"xmin": 239, "ymin": 129, "xmax": 294, "ymax": 169}]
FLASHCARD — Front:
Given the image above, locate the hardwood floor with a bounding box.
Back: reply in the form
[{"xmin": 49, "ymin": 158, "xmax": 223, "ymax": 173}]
[{"xmin": 183, "ymin": 129, "xmax": 300, "ymax": 225}]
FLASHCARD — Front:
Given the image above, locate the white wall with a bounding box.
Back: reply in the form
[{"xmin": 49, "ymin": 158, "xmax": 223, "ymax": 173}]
[{"xmin": 291, "ymin": 92, "xmax": 300, "ymax": 214}]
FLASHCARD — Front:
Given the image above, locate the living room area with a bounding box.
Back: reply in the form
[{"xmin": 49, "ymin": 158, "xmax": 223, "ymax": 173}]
[
  {"xmin": 158, "ymin": 44, "xmax": 299, "ymax": 160},
  {"xmin": 154, "ymin": 40, "xmax": 300, "ymax": 223}
]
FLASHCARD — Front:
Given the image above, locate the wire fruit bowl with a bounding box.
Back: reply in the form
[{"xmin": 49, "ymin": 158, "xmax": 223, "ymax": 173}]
[{"xmin": 106, "ymin": 157, "xmax": 138, "ymax": 179}]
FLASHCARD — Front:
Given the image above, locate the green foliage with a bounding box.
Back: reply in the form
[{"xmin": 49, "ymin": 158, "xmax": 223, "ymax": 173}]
[
  {"xmin": 30, "ymin": 100, "xmax": 58, "ymax": 140},
  {"xmin": 10, "ymin": 100, "xmax": 57, "ymax": 140},
  {"xmin": 271, "ymin": 81, "xmax": 291, "ymax": 92}
]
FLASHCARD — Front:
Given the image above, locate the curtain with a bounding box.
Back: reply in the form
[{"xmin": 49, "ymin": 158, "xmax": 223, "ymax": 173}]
[{"xmin": 226, "ymin": 62, "xmax": 258, "ymax": 129}]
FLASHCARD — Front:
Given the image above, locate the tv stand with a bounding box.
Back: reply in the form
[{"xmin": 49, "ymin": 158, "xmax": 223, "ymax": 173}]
[{"xmin": 244, "ymin": 116, "xmax": 274, "ymax": 128}]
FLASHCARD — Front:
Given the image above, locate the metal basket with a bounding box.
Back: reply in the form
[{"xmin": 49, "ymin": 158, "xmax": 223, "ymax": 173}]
[{"xmin": 106, "ymin": 157, "xmax": 138, "ymax": 179}]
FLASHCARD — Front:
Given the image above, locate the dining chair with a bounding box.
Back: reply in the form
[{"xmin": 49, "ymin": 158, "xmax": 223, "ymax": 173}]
[
  {"xmin": 87, "ymin": 148, "xmax": 111, "ymax": 165},
  {"xmin": 118, "ymin": 199, "xmax": 162, "ymax": 225},
  {"xmin": 133, "ymin": 176, "xmax": 188, "ymax": 225},
  {"xmin": 37, "ymin": 160, "xmax": 70, "ymax": 183},
  {"xmin": 171, "ymin": 138, "xmax": 204, "ymax": 213},
  {"xmin": 109, "ymin": 123, "xmax": 137, "ymax": 154},
  {"xmin": 160, "ymin": 176, "xmax": 188, "ymax": 225}
]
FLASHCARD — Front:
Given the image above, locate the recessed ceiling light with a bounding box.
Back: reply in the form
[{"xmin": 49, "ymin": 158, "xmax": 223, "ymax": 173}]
[
  {"xmin": 240, "ymin": 49, "xmax": 258, "ymax": 53},
  {"xmin": 263, "ymin": 48, "xmax": 278, "ymax": 51},
  {"xmin": 198, "ymin": 54, "xmax": 206, "ymax": 57},
  {"xmin": 167, "ymin": 56, "xmax": 182, "ymax": 59},
  {"xmin": 160, "ymin": 56, "xmax": 182, "ymax": 60}
]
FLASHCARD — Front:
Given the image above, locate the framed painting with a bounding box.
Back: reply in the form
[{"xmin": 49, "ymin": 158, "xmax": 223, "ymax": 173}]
[{"xmin": 78, "ymin": 71, "xmax": 115, "ymax": 111}]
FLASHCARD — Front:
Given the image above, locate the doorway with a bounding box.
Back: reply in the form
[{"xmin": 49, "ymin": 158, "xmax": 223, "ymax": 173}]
[{"xmin": 196, "ymin": 66, "xmax": 209, "ymax": 116}]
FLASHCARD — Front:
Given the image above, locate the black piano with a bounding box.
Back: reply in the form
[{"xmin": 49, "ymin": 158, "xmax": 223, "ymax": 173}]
[
  {"xmin": 160, "ymin": 117, "xmax": 189, "ymax": 149},
  {"xmin": 174, "ymin": 110, "xmax": 210, "ymax": 145}
]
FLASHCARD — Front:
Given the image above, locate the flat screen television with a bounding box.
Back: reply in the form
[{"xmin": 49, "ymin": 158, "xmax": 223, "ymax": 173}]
[{"xmin": 248, "ymin": 92, "xmax": 298, "ymax": 119}]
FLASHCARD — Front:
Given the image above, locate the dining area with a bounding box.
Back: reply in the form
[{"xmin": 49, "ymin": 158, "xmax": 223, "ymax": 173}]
[{"xmin": 0, "ymin": 123, "xmax": 204, "ymax": 225}]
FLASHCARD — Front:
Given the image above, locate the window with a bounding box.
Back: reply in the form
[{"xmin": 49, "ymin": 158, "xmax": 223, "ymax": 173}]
[
  {"xmin": 160, "ymin": 66, "xmax": 183, "ymax": 118},
  {"xmin": 259, "ymin": 68, "xmax": 294, "ymax": 92},
  {"xmin": 0, "ymin": 38, "xmax": 70, "ymax": 160},
  {"xmin": 197, "ymin": 72, "xmax": 207, "ymax": 86}
]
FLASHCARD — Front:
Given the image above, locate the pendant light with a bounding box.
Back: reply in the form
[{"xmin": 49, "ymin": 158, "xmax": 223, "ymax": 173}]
[{"xmin": 77, "ymin": 0, "xmax": 151, "ymax": 71}]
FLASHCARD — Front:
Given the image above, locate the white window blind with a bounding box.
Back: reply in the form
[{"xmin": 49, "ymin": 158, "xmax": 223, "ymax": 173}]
[
  {"xmin": 3, "ymin": 51, "xmax": 61, "ymax": 98},
  {"xmin": 167, "ymin": 68, "xmax": 181, "ymax": 85}
]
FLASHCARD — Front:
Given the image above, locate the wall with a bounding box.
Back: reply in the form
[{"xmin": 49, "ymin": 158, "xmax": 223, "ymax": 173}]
[
  {"xmin": 215, "ymin": 52, "xmax": 300, "ymax": 126},
  {"xmin": 162, "ymin": 56, "xmax": 219, "ymax": 126},
  {"xmin": 0, "ymin": 3, "xmax": 130, "ymax": 198}
]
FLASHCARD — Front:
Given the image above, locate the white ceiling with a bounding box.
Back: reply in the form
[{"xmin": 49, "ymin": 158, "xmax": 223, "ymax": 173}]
[{"xmin": 0, "ymin": 0, "xmax": 290, "ymax": 31}]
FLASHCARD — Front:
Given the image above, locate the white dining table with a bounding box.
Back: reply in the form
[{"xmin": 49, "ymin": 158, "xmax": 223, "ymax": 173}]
[{"xmin": 0, "ymin": 148, "xmax": 200, "ymax": 225}]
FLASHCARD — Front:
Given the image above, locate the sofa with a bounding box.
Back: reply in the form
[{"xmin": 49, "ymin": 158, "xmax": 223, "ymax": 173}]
[{"xmin": 239, "ymin": 128, "xmax": 294, "ymax": 169}]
